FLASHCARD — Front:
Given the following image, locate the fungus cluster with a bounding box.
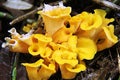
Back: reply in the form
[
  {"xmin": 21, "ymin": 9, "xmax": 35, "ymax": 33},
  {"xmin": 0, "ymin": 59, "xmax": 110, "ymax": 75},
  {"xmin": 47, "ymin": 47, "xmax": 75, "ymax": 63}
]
[{"xmin": 2, "ymin": 2, "xmax": 118, "ymax": 80}]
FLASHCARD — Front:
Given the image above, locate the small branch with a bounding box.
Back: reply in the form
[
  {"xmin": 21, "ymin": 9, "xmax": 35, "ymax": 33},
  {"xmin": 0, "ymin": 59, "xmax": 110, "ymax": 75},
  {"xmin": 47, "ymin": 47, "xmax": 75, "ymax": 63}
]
[
  {"xmin": 116, "ymin": 48, "xmax": 120, "ymax": 73},
  {"xmin": 0, "ymin": 11, "xmax": 14, "ymax": 19},
  {"xmin": 92, "ymin": 0, "xmax": 120, "ymax": 11},
  {"xmin": 112, "ymin": 0, "xmax": 120, "ymax": 4},
  {"xmin": 9, "ymin": 6, "xmax": 43, "ymax": 26}
]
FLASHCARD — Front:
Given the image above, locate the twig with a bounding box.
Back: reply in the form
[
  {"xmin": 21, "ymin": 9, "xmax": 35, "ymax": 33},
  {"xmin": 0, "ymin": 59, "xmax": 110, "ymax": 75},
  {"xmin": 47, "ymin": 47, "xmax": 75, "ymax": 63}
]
[
  {"xmin": 116, "ymin": 48, "xmax": 120, "ymax": 73},
  {"xmin": 0, "ymin": 11, "xmax": 14, "ymax": 19},
  {"xmin": 9, "ymin": 6, "xmax": 43, "ymax": 26},
  {"xmin": 92, "ymin": 0, "xmax": 120, "ymax": 11},
  {"xmin": 108, "ymin": 49, "xmax": 114, "ymax": 65},
  {"xmin": 112, "ymin": 0, "xmax": 120, "ymax": 4}
]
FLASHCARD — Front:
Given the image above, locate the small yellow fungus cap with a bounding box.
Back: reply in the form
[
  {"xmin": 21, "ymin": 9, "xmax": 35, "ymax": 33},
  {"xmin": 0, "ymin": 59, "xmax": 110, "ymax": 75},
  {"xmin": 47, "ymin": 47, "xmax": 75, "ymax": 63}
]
[
  {"xmin": 22, "ymin": 59, "xmax": 56, "ymax": 80},
  {"xmin": 52, "ymin": 50, "xmax": 78, "ymax": 66},
  {"xmin": 80, "ymin": 13, "xmax": 102, "ymax": 30},
  {"xmin": 38, "ymin": 7, "xmax": 71, "ymax": 36},
  {"xmin": 60, "ymin": 61, "xmax": 86, "ymax": 79},
  {"xmin": 96, "ymin": 25, "xmax": 118, "ymax": 51},
  {"xmin": 52, "ymin": 26, "xmax": 73, "ymax": 43},
  {"xmin": 28, "ymin": 44, "xmax": 45, "ymax": 56},
  {"xmin": 77, "ymin": 37, "xmax": 97, "ymax": 60}
]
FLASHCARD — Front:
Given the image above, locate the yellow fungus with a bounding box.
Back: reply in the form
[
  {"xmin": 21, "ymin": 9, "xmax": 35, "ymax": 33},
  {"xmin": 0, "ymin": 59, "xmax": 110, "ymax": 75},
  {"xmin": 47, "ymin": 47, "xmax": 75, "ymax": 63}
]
[
  {"xmin": 52, "ymin": 26, "xmax": 73, "ymax": 43},
  {"xmin": 38, "ymin": 7, "xmax": 71, "ymax": 36},
  {"xmin": 28, "ymin": 44, "xmax": 45, "ymax": 56},
  {"xmin": 2, "ymin": 5, "xmax": 118, "ymax": 80},
  {"xmin": 60, "ymin": 61, "xmax": 86, "ymax": 79},
  {"xmin": 52, "ymin": 50, "xmax": 78, "ymax": 66},
  {"xmin": 33, "ymin": 34, "xmax": 52, "ymax": 46},
  {"xmin": 77, "ymin": 37, "xmax": 97, "ymax": 60},
  {"xmin": 80, "ymin": 13, "xmax": 102, "ymax": 30},
  {"xmin": 22, "ymin": 59, "xmax": 56, "ymax": 80},
  {"xmin": 96, "ymin": 25, "xmax": 118, "ymax": 51}
]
